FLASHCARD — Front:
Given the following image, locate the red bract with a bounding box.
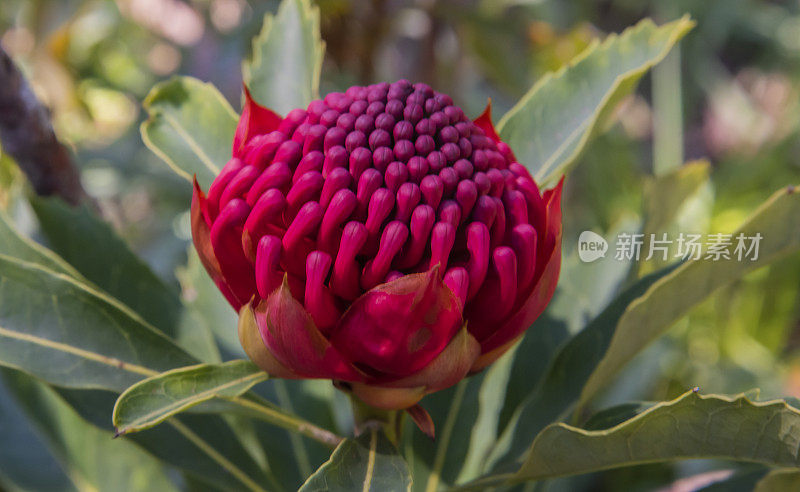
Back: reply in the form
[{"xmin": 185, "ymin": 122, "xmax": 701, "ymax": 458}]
[{"xmin": 192, "ymin": 80, "xmax": 562, "ymax": 419}]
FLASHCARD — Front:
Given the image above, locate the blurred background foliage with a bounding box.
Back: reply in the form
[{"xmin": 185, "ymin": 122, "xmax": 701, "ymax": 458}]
[{"xmin": 1, "ymin": 0, "xmax": 799, "ymax": 490}]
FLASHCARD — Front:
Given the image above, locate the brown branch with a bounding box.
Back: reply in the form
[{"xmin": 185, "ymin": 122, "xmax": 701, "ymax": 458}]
[{"xmin": 0, "ymin": 46, "xmax": 87, "ymax": 206}]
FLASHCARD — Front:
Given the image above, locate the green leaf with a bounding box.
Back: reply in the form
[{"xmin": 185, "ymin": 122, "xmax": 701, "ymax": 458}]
[
  {"xmin": 498, "ymin": 16, "xmax": 694, "ymax": 187},
  {"xmin": 0, "ymin": 255, "xmax": 194, "ymax": 392},
  {"xmin": 642, "ymin": 160, "xmax": 711, "ymax": 236},
  {"xmin": 547, "ymin": 217, "xmax": 640, "ymax": 334},
  {"xmin": 113, "ymin": 360, "xmax": 267, "ymax": 436},
  {"xmin": 269, "ymin": 380, "xmax": 334, "ymax": 477},
  {"xmin": 175, "ymin": 303, "xmax": 223, "ymax": 364},
  {"xmin": 141, "ymin": 76, "xmax": 237, "ymax": 187},
  {"xmin": 487, "ymin": 263, "xmax": 681, "ymax": 468},
  {"xmin": 243, "ymin": 0, "xmax": 324, "ymax": 114},
  {"xmin": 408, "ymin": 321, "xmax": 568, "ymax": 491},
  {"xmin": 497, "ymin": 315, "xmax": 570, "ymax": 432},
  {"xmin": 177, "ymin": 249, "xmax": 242, "ymax": 355},
  {"xmin": 697, "ymin": 468, "xmax": 768, "ymax": 491},
  {"xmin": 0, "ymin": 253, "xmax": 336, "ymax": 489},
  {"xmin": 0, "ymin": 368, "xmax": 178, "ymax": 492},
  {"xmin": 0, "ymin": 210, "xmax": 80, "ymax": 278},
  {"xmin": 0, "ymin": 370, "xmax": 73, "ymax": 492},
  {"xmin": 4, "ymin": 200, "xmax": 218, "ymax": 361},
  {"xmin": 109, "ymin": 362, "xmax": 343, "ymax": 485},
  {"xmin": 300, "ymin": 428, "xmax": 411, "ymax": 492},
  {"xmin": 55, "ymin": 387, "xmax": 278, "ymax": 492},
  {"xmin": 455, "ymin": 357, "xmax": 518, "ymax": 485},
  {"xmin": 755, "ymin": 469, "xmax": 800, "ymax": 492},
  {"xmin": 458, "ymin": 391, "xmax": 800, "ymax": 490},
  {"xmin": 0, "ymin": 255, "xmax": 282, "ymax": 491},
  {"xmin": 640, "ymin": 160, "xmax": 714, "ymax": 275},
  {"xmin": 409, "ymin": 376, "xmax": 485, "ymax": 492},
  {"xmin": 519, "ymin": 391, "xmax": 800, "ymax": 481},
  {"xmin": 29, "ymin": 196, "xmax": 184, "ymax": 340},
  {"xmin": 579, "ymin": 185, "xmax": 800, "ymax": 407},
  {"xmin": 581, "ymin": 401, "xmax": 654, "ymax": 430}
]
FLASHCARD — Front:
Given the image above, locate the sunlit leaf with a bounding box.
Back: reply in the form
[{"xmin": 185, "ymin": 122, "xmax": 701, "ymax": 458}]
[
  {"xmin": 547, "ymin": 217, "xmax": 640, "ymax": 334},
  {"xmin": 640, "ymin": 160, "xmax": 713, "ymax": 275},
  {"xmin": 141, "ymin": 76, "xmax": 237, "ymax": 187},
  {"xmin": 579, "ymin": 185, "xmax": 800, "ymax": 407},
  {"xmin": 642, "ymin": 160, "xmax": 711, "ymax": 236},
  {"xmin": 243, "ymin": 0, "xmax": 324, "ymax": 114},
  {"xmin": 498, "ymin": 16, "xmax": 694, "ymax": 186}
]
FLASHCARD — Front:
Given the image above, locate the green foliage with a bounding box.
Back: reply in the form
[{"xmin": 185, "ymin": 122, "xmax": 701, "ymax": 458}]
[
  {"xmin": 300, "ymin": 429, "xmax": 411, "ymax": 492},
  {"xmin": 405, "ymin": 316, "xmax": 571, "ymax": 490},
  {"xmin": 0, "ymin": 210, "xmax": 81, "ymax": 278},
  {"xmin": 141, "ymin": 77, "xmax": 238, "ymax": 188},
  {"xmin": 113, "ymin": 360, "xmax": 267, "ymax": 436},
  {"xmin": 29, "ymin": 196, "xmax": 183, "ymax": 339},
  {"xmin": 755, "ymin": 469, "xmax": 800, "ymax": 491},
  {"xmin": 642, "ymin": 160, "xmax": 711, "ymax": 237},
  {"xmin": 243, "ymin": 0, "xmax": 325, "ymax": 113},
  {"xmin": 457, "ymin": 391, "xmax": 800, "ymax": 490},
  {"xmin": 580, "ymin": 185, "xmax": 800, "ymax": 407},
  {"xmin": 498, "ymin": 16, "xmax": 694, "ymax": 187},
  {"xmin": 48, "ymin": 386, "xmax": 281, "ymax": 490},
  {"xmin": 0, "ymin": 226, "xmax": 313, "ymax": 490},
  {"xmin": 1, "ymin": 369, "xmax": 178, "ymax": 492},
  {"xmin": 3, "ymin": 0, "xmax": 800, "ymax": 490},
  {"xmin": 0, "ymin": 252, "xmax": 289, "ymax": 490},
  {"xmin": 0, "ymin": 255, "xmax": 194, "ymax": 392},
  {"xmin": 0, "ymin": 371, "xmax": 75, "ymax": 491},
  {"xmin": 177, "ymin": 250, "xmax": 242, "ymax": 355},
  {"xmin": 488, "ymin": 263, "xmax": 681, "ymax": 468},
  {"xmin": 407, "ymin": 375, "xmax": 485, "ymax": 491},
  {"xmin": 497, "ymin": 316, "xmax": 570, "ymax": 433}
]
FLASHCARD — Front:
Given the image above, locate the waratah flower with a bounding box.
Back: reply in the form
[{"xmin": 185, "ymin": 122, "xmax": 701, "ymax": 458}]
[{"xmin": 191, "ymin": 80, "xmax": 562, "ymax": 418}]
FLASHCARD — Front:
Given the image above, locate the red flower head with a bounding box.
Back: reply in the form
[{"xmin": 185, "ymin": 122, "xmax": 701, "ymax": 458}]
[{"xmin": 192, "ymin": 80, "xmax": 562, "ymax": 415}]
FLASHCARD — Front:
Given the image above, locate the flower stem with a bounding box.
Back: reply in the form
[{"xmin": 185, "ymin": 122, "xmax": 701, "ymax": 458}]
[
  {"xmin": 349, "ymin": 396, "xmax": 403, "ymax": 445},
  {"xmin": 229, "ymin": 395, "xmax": 344, "ymax": 448}
]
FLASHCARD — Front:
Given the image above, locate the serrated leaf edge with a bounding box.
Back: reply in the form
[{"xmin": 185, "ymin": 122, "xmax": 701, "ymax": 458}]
[
  {"xmin": 578, "ymin": 184, "xmax": 800, "ymax": 407},
  {"xmin": 242, "ymin": 0, "xmax": 325, "ymax": 109},
  {"xmin": 497, "ymin": 15, "xmax": 695, "ymax": 186},
  {"xmin": 140, "ymin": 76, "xmax": 238, "ymax": 181}
]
